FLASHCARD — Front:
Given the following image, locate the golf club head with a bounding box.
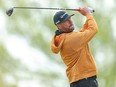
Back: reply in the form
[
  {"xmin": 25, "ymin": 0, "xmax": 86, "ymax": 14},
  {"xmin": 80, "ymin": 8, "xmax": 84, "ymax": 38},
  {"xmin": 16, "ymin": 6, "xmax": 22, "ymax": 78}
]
[{"xmin": 6, "ymin": 7, "xmax": 14, "ymax": 16}]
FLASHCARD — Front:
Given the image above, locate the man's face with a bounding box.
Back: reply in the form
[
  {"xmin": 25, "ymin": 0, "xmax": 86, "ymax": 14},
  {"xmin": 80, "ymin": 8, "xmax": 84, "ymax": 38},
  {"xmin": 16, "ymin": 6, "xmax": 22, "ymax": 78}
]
[{"xmin": 57, "ymin": 18, "xmax": 74, "ymax": 33}]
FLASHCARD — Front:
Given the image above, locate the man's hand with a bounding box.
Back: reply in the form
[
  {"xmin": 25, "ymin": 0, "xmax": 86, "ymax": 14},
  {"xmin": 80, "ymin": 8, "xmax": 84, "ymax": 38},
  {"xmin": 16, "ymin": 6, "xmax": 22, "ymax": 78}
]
[{"xmin": 76, "ymin": 7, "xmax": 91, "ymax": 16}]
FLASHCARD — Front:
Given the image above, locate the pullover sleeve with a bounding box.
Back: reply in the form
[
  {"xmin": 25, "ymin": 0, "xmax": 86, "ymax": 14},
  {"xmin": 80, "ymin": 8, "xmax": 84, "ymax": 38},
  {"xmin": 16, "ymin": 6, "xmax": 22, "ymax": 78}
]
[{"xmin": 69, "ymin": 14, "xmax": 98, "ymax": 51}]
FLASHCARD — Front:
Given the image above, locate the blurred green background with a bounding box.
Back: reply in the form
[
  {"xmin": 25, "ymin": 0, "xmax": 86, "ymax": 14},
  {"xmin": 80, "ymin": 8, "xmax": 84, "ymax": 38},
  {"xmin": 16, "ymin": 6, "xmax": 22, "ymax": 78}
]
[{"xmin": 0, "ymin": 0, "xmax": 116, "ymax": 87}]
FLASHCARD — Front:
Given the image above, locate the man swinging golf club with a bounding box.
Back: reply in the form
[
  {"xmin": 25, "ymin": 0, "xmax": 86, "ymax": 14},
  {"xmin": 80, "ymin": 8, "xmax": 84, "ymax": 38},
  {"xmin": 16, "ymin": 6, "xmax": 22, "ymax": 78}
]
[{"xmin": 50, "ymin": 7, "xmax": 99, "ymax": 87}]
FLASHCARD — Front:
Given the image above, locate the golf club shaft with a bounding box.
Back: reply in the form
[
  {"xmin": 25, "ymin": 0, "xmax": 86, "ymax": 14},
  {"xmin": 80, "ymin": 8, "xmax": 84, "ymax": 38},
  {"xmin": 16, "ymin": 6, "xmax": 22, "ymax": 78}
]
[
  {"xmin": 13, "ymin": 7, "xmax": 77, "ymax": 11},
  {"xmin": 6, "ymin": 7, "xmax": 94, "ymax": 16}
]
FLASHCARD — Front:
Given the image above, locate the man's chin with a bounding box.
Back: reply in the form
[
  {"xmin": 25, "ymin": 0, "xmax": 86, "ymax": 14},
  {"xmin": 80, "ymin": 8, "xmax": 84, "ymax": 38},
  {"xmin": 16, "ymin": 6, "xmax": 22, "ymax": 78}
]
[
  {"xmin": 70, "ymin": 25, "xmax": 74, "ymax": 30},
  {"xmin": 70, "ymin": 27, "xmax": 74, "ymax": 31}
]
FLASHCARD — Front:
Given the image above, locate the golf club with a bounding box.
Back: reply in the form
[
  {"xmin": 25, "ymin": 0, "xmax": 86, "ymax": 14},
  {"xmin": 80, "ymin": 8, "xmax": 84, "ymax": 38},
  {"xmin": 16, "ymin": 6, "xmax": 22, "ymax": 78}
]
[{"xmin": 6, "ymin": 7, "xmax": 95, "ymax": 16}]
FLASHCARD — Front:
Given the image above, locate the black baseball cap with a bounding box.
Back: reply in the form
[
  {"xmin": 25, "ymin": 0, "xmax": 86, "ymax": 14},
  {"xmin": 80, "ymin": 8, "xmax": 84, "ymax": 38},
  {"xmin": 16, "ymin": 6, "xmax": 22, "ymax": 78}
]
[{"xmin": 53, "ymin": 11, "xmax": 74, "ymax": 25}]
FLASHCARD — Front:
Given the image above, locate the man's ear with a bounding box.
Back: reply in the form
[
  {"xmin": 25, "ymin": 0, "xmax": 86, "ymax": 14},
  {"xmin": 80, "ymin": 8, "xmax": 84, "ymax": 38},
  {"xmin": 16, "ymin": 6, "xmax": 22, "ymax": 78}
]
[{"xmin": 56, "ymin": 24, "xmax": 62, "ymax": 29}]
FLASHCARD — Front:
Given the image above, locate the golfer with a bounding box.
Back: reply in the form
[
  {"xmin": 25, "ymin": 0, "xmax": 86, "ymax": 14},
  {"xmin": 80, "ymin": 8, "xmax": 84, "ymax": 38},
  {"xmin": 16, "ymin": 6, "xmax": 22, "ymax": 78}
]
[{"xmin": 50, "ymin": 7, "xmax": 98, "ymax": 87}]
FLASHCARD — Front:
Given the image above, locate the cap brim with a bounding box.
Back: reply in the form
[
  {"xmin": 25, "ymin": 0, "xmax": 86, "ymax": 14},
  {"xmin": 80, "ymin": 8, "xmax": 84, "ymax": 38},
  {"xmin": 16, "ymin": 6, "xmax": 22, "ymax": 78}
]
[{"xmin": 62, "ymin": 14, "xmax": 75, "ymax": 23}]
